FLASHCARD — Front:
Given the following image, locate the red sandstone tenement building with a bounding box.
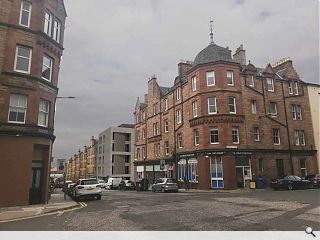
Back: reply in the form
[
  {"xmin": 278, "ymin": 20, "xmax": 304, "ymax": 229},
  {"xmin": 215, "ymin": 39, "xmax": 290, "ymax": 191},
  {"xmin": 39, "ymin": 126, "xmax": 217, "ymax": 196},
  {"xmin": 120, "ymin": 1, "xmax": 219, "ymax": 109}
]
[
  {"xmin": 0, "ymin": 0, "xmax": 66, "ymax": 207},
  {"xmin": 133, "ymin": 38, "xmax": 318, "ymax": 190}
]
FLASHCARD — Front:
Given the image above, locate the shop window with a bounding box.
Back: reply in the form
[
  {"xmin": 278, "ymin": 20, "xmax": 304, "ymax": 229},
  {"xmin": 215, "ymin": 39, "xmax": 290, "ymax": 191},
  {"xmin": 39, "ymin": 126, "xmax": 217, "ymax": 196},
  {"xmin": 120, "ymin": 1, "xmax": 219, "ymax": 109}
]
[{"xmin": 210, "ymin": 157, "xmax": 224, "ymax": 188}]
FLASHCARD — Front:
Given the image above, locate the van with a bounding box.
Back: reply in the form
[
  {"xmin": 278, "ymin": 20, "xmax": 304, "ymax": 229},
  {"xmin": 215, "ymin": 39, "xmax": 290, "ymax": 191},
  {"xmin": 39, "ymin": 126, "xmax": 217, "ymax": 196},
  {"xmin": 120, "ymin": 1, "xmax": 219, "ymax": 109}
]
[{"xmin": 106, "ymin": 177, "xmax": 122, "ymax": 190}]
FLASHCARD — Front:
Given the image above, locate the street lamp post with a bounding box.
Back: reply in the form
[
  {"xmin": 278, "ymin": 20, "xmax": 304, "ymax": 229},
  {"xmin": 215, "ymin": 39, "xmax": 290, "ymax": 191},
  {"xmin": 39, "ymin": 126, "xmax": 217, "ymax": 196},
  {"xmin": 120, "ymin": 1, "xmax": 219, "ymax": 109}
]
[{"xmin": 55, "ymin": 96, "xmax": 76, "ymax": 200}]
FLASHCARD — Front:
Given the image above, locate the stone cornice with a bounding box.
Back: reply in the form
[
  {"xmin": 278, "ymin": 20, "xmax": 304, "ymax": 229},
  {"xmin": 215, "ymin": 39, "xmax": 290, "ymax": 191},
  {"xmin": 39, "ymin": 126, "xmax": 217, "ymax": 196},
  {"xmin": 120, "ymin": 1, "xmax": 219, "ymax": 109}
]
[{"xmin": 190, "ymin": 114, "xmax": 245, "ymax": 127}]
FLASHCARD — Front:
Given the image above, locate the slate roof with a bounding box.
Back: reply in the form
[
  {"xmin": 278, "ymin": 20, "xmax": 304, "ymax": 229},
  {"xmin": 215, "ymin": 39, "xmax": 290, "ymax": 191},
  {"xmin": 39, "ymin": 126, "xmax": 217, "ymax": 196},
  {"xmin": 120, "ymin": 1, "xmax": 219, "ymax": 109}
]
[
  {"xmin": 193, "ymin": 43, "xmax": 235, "ymax": 66},
  {"xmin": 140, "ymin": 103, "xmax": 147, "ymax": 109},
  {"xmin": 118, "ymin": 124, "xmax": 135, "ymax": 128},
  {"xmin": 159, "ymin": 86, "xmax": 171, "ymax": 96}
]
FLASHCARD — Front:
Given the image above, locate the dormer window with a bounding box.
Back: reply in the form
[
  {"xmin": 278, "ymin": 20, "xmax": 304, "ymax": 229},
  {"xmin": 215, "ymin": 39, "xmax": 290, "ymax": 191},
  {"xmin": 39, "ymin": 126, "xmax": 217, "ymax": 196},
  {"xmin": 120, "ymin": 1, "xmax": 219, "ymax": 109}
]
[
  {"xmin": 266, "ymin": 78, "xmax": 274, "ymax": 92},
  {"xmin": 248, "ymin": 75, "xmax": 254, "ymax": 87}
]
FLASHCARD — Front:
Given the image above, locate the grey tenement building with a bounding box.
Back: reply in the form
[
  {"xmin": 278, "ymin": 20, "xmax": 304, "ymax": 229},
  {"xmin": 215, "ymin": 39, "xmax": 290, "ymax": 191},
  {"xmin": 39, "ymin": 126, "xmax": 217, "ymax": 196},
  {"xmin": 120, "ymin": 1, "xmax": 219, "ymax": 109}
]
[{"xmin": 96, "ymin": 124, "xmax": 135, "ymax": 180}]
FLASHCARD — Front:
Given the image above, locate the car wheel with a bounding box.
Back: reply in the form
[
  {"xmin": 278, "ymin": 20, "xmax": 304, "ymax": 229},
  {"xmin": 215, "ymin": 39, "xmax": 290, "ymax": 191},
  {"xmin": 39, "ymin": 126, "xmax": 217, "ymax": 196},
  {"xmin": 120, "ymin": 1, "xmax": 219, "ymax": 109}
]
[
  {"xmin": 161, "ymin": 188, "xmax": 165, "ymax": 193},
  {"xmin": 152, "ymin": 187, "xmax": 155, "ymax": 192},
  {"xmin": 97, "ymin": 195, "xmax": 101, "ymax": 200},
  {"xmin": 288, "ymin": 184, "xmax": 293, "ymax": 190}
]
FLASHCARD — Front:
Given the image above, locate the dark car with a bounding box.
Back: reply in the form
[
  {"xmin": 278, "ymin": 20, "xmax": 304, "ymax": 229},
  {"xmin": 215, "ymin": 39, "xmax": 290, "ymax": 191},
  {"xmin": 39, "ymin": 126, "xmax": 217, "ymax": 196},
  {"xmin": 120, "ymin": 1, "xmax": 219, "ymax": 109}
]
[
  {"xmin": 305, "ymin": 174, "xmax": 320, "ymax": 188},
  {"xmin": 152, "ymin": 178, "xmax": 178, "ymax": 193},
  {"xmin": 270, "ymin": 175, "xmax": 310, "ymax": 190}
]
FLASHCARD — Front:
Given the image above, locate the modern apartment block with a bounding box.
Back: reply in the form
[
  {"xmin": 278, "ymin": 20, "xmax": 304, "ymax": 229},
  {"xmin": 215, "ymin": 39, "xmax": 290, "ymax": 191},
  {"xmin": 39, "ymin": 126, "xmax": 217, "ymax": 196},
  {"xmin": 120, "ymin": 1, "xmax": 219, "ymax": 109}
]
[
  {"xmin": 96, "ymin": 124, "xmax": 135, "ymax": 181},
  {"xmin": 307, "ymin": 83, "xmax": 320, "ymax": 173},
  {"xmin": 0, "ymin": 0, "xmax": 66, "ymax": 206},
  {"xmin": 134, "ymin": 36, "xmax": 318, "ymax": 190},
  {"xmin": 66, "ymin": 136, "xmax": 97, "ymax": 182}
]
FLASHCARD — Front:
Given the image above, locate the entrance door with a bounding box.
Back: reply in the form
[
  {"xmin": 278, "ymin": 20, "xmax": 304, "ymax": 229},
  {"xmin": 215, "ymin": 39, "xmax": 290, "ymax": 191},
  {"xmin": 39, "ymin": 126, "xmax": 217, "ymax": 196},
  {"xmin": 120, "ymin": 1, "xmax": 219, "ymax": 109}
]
[
  {"xmin": 276, "ymin": 159, "xmax": 285, "ymax": 178},
  {"xmin": 236, "ymin": 167, "xmax": 244, "ymax": 188},
  {"xmin": 29, "ymin": 161, "xmax": 44, "ymax": 204}
]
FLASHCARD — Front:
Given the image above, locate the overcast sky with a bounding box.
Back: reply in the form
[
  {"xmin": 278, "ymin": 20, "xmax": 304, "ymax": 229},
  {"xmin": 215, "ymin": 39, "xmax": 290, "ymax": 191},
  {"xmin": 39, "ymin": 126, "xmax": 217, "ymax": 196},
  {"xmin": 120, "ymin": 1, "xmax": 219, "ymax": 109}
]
[{"xmin": 52, "ymin": 0, "xmax": 319, "ymax": 160}]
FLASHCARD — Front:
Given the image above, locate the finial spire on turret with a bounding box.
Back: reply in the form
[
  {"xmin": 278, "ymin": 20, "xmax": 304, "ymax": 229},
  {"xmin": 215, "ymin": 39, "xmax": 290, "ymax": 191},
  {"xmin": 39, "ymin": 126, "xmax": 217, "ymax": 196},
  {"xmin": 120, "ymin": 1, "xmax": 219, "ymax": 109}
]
[{"xmin": 209, "ymin": 19, "xmax": 214, "ymax": 44}]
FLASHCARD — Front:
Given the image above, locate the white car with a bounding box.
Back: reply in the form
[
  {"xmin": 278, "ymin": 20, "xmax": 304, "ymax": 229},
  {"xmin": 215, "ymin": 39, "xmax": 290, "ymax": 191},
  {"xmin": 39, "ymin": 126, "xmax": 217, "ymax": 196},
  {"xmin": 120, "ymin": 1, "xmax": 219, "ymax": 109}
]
[
  {"xmin": 98, "ymin": 180, "xmax": 107, "ymax": 188},
  {"xmin": 73, "ymin": 178, "xmax": 102, "ymax": 201},
  {"xmin": 106, "ymin": 177, "xmax": 122, "ymax": 190}
]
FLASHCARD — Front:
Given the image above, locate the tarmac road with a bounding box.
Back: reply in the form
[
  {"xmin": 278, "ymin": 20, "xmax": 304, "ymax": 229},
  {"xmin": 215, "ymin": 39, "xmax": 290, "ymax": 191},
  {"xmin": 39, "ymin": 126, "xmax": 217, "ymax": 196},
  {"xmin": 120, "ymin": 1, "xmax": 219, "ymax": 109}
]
[{"xmin": 0, "ymin": 188, "xmax": 319, "ymax": 231}]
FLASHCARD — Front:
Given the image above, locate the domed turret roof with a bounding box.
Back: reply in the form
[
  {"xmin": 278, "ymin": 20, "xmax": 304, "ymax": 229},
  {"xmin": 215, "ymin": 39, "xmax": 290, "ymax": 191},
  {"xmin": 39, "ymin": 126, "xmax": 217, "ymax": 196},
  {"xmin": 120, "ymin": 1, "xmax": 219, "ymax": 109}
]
[{"xmin": 193, "ymin": 43, "xmax": 234, "ymax": 66}]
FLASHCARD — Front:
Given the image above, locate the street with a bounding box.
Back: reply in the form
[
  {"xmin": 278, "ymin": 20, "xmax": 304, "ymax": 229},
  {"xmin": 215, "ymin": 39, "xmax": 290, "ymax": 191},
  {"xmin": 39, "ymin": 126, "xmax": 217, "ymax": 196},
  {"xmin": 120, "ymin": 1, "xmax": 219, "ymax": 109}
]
[{"xmin": 0, "ymin": 189, "xmax": 319, "ymax": 231}]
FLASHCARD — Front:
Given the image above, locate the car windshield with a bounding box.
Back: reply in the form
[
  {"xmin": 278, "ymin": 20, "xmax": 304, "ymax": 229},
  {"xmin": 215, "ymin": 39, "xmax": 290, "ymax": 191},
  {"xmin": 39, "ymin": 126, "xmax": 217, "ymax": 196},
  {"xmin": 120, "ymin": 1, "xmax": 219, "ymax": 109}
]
[
  {"xmin": 156, "ymin": 179, "xmax": 165, "ymax": 184},
  {"xmin": 99, "ymin": 180, "xmax": 105, "ymax": 183},
  {"xmin": 166, "ymin": 179, "xmax": 174, "ymax": 183},
  {"xmin": 82, "ymin": 179, "xmax": 98, "ymax": 185},
  {"xmin": 294, "ymin": 176, "xmax": 302, "ymax": 181}
]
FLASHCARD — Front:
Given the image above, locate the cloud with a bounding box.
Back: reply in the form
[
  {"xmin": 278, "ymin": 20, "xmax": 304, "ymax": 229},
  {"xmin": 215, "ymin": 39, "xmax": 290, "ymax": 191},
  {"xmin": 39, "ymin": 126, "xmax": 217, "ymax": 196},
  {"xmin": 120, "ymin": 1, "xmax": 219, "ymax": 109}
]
[{"xmin": 53, "ymin": 0, "xmax": 319, "ymax": 159}]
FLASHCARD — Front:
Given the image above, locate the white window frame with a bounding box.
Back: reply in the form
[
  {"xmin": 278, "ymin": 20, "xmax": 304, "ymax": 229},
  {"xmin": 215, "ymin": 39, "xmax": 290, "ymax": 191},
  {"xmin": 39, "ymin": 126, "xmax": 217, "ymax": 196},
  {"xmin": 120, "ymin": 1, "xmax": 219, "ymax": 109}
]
[
  {"xmin": 266, "ymin": 78, "xmax": 274, "ymax": 92},
  {"xmin": 232, "ymin": 127, "xmax": 239, "ymax": 144},
  {"xmin": 254, "ymin": 127, "xmax": 260, "ymax": 141},
  {"xmin": 229, "ymin": 97, "xmax": 236, "ymax": 114},
  {"xmin": 44, "ymin": 11, "xmax": 52, "ymax": 36},
  {"xmin": 299, "ymin": 130, "xmax": 305, "ymax": 146},
  {"xmin": 288, "ymin": 82, "xmax": 293, "ymax": 94},
  {"xmin": 176, "ymin": 87, "xmax": 181, "ymax": 101},
  {"xmin": 142, "ymin": 128, "xmax": 146, "ymax": 139},
  {"xmin": 269, "ymin": 102, "xmax": 277, "ymax": 117},
  {"xmin": 300, "ymin": 159, "xmax": 307, "ymax": 177},
  {"xmin": 251, "ymin": 100, "xmax": 257, "ymax": 114},
  {"xmin": 177, "ymin": 133, "xmax": 183, "ymax": 148},
  {"xmin": 164, "ymin": 120, "xmax": 169, "ymax": 133},
  {"xmin": 208, "ymin": 97, "xmax": 217, "ymax": 114},
  {"xmin": 176, "ymin": 109, "xmax": 182, "ymax": 124},
  {"xmin": 249, "ymin": 75, "xmax": 254, "ymax": 87},
  {"xmin": 206, "ymin": 71, "xmax": 215, "ymax": 86},
  {"xmin": 164, "ymin": 141, "xmax": 169, "ymax": 156},
  {"xmin": 8, "ymin": 94, "xmax": 27, "ymax": 124},
  {"xmin": 227, "ymin": 71, "xmax": 234, "ymax": 86},
  {"xmin": 210, "ymin": 157, "xmax": 224, "ymax": 188},
  {"xmin": 210, "ymin": 128, "xmax": 219, "ymax": 144},
  {"xmin": 19, "ymin": 1, "xmax": 32, "ymax": 28},
  {"xmin": 293, "ymin": 82, "xmax": 299, "ymax": 95},
  {"xmin": 294, "ymin": 130, "xmax": 300, "ymax": 146},
  {"xmin": 292, "ymin": 105, "xmax": 297, "ymax": 120},
  {"xmin": 192, "ymin": 101, "xmax": 198, "ymax": 118},
  {"xmin": 38, "ymin": 99, "xmax": 50, "ymax": 127},
  {"xmin": 53, "ymin": 19, "xmax": 61, "ymax": 43},
  {"xmin": 14, "ymin": 45, "xmax": 32, "ymax": 74},
  {"xmin": 194, "ymin": 129, "xmax": 199, "ymax": 146},
  {"xmin": 191, "ymin": 76, "xmax": 197, "ymax": 91},
  {"xmin": 42, "ymin": 55, "xmax": 53, "ymax": 81},
  {"xmin": 296, "ymin": 105, "xmax": 302, "ymax": 120},
  {"xmin": 164, "ymin": 98, "xmax": 168, "ymax": 111},
  {"xmin": 273, "ymin": 128, "xmax": 281, "ymax": 145}
]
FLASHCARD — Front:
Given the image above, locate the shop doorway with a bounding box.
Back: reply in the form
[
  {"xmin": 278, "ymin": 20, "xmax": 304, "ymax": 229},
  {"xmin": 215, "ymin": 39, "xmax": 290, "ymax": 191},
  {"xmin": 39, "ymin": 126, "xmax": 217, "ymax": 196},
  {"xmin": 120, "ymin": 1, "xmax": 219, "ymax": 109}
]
[
  {"xmin": 235, "ymin": 157, "xmax": 252, "ymax": 188},
  {"xmin": 29, "ymin": 161, "xmax": 44, "ymax": 204}
]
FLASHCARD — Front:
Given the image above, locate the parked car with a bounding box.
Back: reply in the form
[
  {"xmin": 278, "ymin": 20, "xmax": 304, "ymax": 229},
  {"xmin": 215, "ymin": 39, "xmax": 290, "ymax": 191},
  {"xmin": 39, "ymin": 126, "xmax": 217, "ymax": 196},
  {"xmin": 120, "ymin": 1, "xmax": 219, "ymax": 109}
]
[
  {"xmin": 270, "ymin": 175, "xmax": 310, "ymax": 190},
  {"xmin": 98, "ymin": 180, "xmax": 107, "ymax": 189},
  {"xmin": 304, "ymin": 174, "xmax": 320, "ymax": 188},
  {"xmin": 73, "ymin": 178, "xmax": 102, "ymax": 201},
  {"xmin": 106, "ymin": 177, "xmax": 122, "ymax": 190},
  {"xmin": 119, "ymin": 180, "xmax": 136, "ymax": 190},
  {"xmin": 67, "ymin": 183, "xmax": 76, "ymax": 197},
  {"xmin": 152, "ymin": 178, "xmax": 178, "ymax": 193},
  {"xmin": 62, "ymin": 180, "xmax": 73, "ymax": 192}
]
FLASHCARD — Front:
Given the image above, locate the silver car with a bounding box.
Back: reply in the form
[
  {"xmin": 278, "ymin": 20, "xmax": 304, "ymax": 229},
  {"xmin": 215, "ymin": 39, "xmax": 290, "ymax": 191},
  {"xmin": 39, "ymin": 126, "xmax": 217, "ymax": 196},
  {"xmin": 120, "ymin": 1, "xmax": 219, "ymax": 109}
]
[{"xmin": 152, "ymin": 178, "xmax": 178, "ymax": 193}]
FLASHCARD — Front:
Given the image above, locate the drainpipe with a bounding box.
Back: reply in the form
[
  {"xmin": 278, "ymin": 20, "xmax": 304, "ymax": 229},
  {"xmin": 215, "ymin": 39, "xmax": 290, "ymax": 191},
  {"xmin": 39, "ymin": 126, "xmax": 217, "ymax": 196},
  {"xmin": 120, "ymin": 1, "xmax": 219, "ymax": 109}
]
[{"xmin": 281, "ymin": 80, "xmax": 294, "ymax": 175}]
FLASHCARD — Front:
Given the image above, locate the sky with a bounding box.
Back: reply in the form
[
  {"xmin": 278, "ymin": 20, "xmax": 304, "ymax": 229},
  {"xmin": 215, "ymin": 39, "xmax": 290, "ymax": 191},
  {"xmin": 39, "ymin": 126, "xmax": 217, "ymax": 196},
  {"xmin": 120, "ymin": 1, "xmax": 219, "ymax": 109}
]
[{"xmin": 52, "ymin": 0, "xmax": 319, "ymax": 160}]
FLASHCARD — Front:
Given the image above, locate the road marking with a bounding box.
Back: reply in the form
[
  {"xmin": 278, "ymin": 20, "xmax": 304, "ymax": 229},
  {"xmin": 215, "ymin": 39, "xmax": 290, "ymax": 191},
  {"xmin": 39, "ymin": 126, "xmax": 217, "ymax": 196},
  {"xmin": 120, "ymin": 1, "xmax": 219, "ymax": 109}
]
[{"xmin": 0, "ymin": 202, "xmax": 87, "ymax": 223}]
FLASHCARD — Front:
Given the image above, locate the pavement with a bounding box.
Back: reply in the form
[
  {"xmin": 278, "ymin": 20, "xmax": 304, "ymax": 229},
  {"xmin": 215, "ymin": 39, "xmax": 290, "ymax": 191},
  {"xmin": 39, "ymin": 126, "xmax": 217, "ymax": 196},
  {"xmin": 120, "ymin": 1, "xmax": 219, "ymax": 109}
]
[{"xmin": 0, "ymin": 189, "xmax": 79, "ymax": 223}]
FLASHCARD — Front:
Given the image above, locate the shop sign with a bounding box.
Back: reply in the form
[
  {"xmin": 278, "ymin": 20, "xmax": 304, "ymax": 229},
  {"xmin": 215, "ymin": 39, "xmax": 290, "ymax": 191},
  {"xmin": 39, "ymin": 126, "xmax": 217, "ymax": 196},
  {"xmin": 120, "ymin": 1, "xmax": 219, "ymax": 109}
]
[
  {"xmin": 179, "ymin": 153, "xmax": 196, "ymax": 159},
  {"xmin": 205, "ymin": 151, "xmax": 225, "ymax": 156},
  {"xmin": 231, "ymin": 151, "xmax": 253, "ymax": 156}
]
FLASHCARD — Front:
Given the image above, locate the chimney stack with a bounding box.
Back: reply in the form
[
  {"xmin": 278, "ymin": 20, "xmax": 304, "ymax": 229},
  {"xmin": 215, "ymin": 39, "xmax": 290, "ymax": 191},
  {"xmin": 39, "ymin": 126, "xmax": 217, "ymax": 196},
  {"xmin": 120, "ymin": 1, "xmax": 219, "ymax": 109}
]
[{"xmin": 233, "ymin": 44, "xmax": 246, "ymax": 66}]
